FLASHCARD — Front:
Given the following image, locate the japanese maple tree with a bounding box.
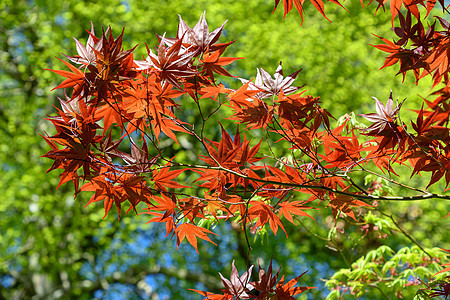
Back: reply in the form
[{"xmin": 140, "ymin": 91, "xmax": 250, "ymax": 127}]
[{"xmin": 42, "ymin": 2, "xmax": 450, "ymax": 298}]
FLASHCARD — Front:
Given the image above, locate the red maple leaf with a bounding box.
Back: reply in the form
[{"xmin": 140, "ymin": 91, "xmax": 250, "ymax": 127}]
[
  {"xmin": 328, "ymin": 193, "xmax": 372, "ymax": 221},
  {"xmin": 151, "ymin": 162, "xmax": 190, "ymax": 191},
  {"xmin": 175, "ymin": 223, "xmax": 217, "ymax": 253},
  {"xmin": 46, "ymin": 58, "xmax": 88, "ymax": 100},
  {"xmin": 200, "ymin": 47, "xmax": 242, "ymax": 82},
  {"xmin": 239, "ymin": 62, "xmax": 303, "ymax": 99},
  {"xmin": 81, "ymin": 171, "xmax": 151, "ymax": 219},
  {"xmin": 219, "ymin": 261, "xmax": 254, "ymax": 299},
  {"xmin": 163, "ymin": 12, "xmax": 228, "ymax": 53},
  {"xmin": 273, "ymin": 272, "xmax": 316, "ymax": 299},
  {"xmin": 135, "ymin": 37, "xmax": 197, "ymax": 89},
  {"xmin": 273, "ymin": 0, "xmax": 345, "ymax": 24},
  {"xmin": 248, "ymin": 201, "xmax": 287, "ymax": 236},
  {"xmin": 278, "ymin": 200, "xmax": 315, "ymax": 224}
]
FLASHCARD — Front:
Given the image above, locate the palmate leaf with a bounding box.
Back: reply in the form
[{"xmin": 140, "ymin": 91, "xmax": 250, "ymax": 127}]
[
  {"xmin": 163, "ymin": 12, "xmax": 228, "ymax": 53},
  {"xmin": 229, "ymin": 96, "xmax": 274, "ymax": 130},
  {"xmin": 63, "ymin": 21, "xmax": 99, "ymax": 65},
  {"xmin": 149, "ymin": 94, "xmax": 188, "ymax": 143},
  {"xmin": 143, "ymin": 210, "xmax": 175, "ymax": 237},
  {"xmin": 151, "ymin": 163, "xmax": 190, "ymax": 191},
  {"xmin": 251, "ymin": 260, "xmax": 281, "ymax": 298},
  {"xmin": 136, "ymin": 37, "xmax": 197, "ymax": 89},
  {"xmin": 175, "ymin": 223, "xmax": 217, "ymax": 253},
  {"xmin": 328, "ymin": 193, "xmax": 372, "ymax": 221},
  {"xmin": 273, "ymin": 272, "xmax": 316, "ymax": 298},
  {"xmin": 199, "ymin": 123, "xmax": 263, "ymax": 168},
  {"xmin": 239, "ymin": 62, "xmax": 302, "ymax": 99},
  {"xmin": 411, "ymin": 157, "xmax": 450, "ymax": 189},
  {"xmin": 191, "ymin": 261, "xmax": 253, "ymax": 299},
  {"xmin": 82, "ymin": 171, "xmax": 152, "ymax": 219},
  {"xmin": 320, "ymin": 130, "xmax": 364, "ymax": 169},
  {"xmin": 228, "ymin": 82, "xmax": 274, "ymax": 130},
  {"xmin": 123, "ymin": 79, "xmax": 190, "ymax": 143},
  {"xmin": 196, "ymin": 124, "xmax": 263, "ymax": 196},
  {"xmin": 47, "ymin": 57, "xmax": 85, "ymax": 89},
  {"xmin": 422, "ymin": 33, "xmax": 450, "ymax": 87},
  {"xmin": 273, "ymin": 0, "xmax": 345, "ymax": 24},
  {"xmin": 278, "ymin": 200, "xmax": 315, "ymax": 224},
  {"xmin": 42, "ymin": 106, "xmax": 103, "ymax": 192},
  {"xmin": 359, "ymin": 92, "xmax": 404, "ymax": 135},
  {"xmin": 371, "ymin": 33, "xmax": 425, "ymax": 82},
  {"xmin": 199, "ymin": 83, "xmax": 232, "ymax": 101},
  {"xmin": 200, "ymin": 47, "xmax": 242, "ymax": 82},
  {"xmin": 192, "ymin": 260, "xmax": 315, "ymax": 299},
  {"xmin": 248, "ymin": 201, "xmax": 287, "ymax": 236},
  {"xmin": 190, "ymin": 290, "xmax": 233, "ymax": 300},
  {"xmin": 149, "ymin": 194, "xmax": 177, "ymax": 218},
  {"xmin": 372, "ymin": 0, "xmax": 445, "ymax": 24},
  {"xmin": 252, "ymin": 260, "xmax": 316, "ymax": 298},
  {"xmin": 46, "ymin": 58, "xmax": 88, "ymax": 100},
  {"xmin": 218, "ymin": 261, "xmax": 254, "ymax": 299},
  {"xmin": 383, "ymin": 0, "xmax": 419, "ymax": 25}
]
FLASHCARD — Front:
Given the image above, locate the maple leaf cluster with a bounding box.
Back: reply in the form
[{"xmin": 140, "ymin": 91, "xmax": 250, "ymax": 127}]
[
  {"xmin": 373, "ymin": 12, "xmax": 450, "ymax": 86},
  {"xmin": 192, "ymin": 260, "xmax": 315, "ymax": 299},
  {"xmin": 42, "ymin": 2, "xmax": 450, "ymax": 297}
]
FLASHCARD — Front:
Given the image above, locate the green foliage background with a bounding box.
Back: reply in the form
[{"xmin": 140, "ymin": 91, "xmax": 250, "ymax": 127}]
[{"xmin": 1, "ymin": 0, "xmax": 448, "ymax": 299}]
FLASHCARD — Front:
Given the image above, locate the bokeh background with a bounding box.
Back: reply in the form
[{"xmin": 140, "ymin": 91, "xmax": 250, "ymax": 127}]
[{"xmin": 1, "ymin": 0, "xmax": 449, "ymax": 299}]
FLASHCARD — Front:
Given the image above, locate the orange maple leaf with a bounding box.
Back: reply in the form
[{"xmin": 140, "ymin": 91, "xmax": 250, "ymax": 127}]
[
  {"xmin": 175, "ymin": 223, "xmax": 218, "ymax": 253},
  {"xmin": 278, "ymin": 201, "xmax": 315, "ymax": 224}
]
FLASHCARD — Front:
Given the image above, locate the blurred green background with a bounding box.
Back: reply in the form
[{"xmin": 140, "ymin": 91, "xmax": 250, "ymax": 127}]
[{"xmin": 1, "ymin": 0, "xmax": 449, "ymax": 299}]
